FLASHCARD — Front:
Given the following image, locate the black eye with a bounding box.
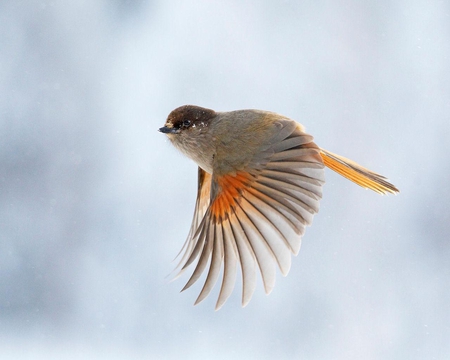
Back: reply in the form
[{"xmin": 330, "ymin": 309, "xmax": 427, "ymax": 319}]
[{"xmin": 182, "ymin": 119, "xmax": 192, "ymax": 127}]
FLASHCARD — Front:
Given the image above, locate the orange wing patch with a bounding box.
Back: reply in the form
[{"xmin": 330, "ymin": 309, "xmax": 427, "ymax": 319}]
[{"xmin": 210, "ymin": 172, "xmax": 254, "ymax": 222}]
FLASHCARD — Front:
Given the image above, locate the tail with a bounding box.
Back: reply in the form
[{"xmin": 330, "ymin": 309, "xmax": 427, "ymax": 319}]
[{"xmin": 319, "ymin": 149, "xmax": 399, "ymax": 195}]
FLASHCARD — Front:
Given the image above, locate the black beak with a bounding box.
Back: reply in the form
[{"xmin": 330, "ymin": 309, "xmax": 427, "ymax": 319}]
[{"xmin": 159, "ymin": 126, "xmax": 178, "ymax": 134}]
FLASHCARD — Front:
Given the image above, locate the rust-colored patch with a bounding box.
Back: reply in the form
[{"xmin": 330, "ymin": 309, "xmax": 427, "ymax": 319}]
[{"xmin": 210, "ymin": 172, "xmax": 253, "ymax": 222}]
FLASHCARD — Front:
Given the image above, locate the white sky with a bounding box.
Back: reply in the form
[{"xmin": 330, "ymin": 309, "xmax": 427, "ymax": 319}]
[{"xmin": 0, "ymin": 1, "xmax": 449, "ymax": 359}]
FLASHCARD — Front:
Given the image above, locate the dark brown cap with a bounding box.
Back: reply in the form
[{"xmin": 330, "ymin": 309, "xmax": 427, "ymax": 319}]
[{"xmin": 159, "ymin": 105, "xmax": 216, "ymax": 133}]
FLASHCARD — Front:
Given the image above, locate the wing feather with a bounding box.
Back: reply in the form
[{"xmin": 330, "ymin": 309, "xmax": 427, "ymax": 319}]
[
  {"xmin": 234, "ymin": 203, "xmax": 277, "ymax": 294},
  {"xmin": 229, "ymin": 211, "xmax": 257, "ymax": 307},
  {"xmin": 215, "ymin": 218, "xmax": 238, "ymax": 310},
  {"xmin": 194, "ymin": 222, "xmax": 223, "ymax": 304},
  {"xmin": 181, "ymin": 218, "xmax": 212, "ymax": 290},
  {"xmin": 239, "ymin": 194, "xmax": 293, "ymax": 274},
  {"xmin": 173, "ymin": 169, "xmax": 211, "ymax": 270}
]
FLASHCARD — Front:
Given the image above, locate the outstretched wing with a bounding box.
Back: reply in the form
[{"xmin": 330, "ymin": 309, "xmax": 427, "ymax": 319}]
[{"xmin": 175, "ymin": 120, "xmax": 325, "ymax": 310}]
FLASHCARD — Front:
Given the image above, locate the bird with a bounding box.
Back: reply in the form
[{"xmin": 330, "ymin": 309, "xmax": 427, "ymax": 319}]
[{"xmin": 159, "ymin": 105, "xmax": 399, "ymax": 310}]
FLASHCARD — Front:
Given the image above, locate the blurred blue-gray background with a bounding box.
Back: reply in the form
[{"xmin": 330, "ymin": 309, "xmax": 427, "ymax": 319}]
[{"xmin": 1, "ymin": 1, "xmax": 449, "ymax": 359}]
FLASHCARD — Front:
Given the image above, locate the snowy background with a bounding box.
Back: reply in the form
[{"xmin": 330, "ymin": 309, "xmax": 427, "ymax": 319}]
[{"xmin": 1, "ymin": 1, "xmax": 449, "ymax": 359}]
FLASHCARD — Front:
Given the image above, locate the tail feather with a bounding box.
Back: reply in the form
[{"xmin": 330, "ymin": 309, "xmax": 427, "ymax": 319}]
[{"xmin": 319, "ymin": 149, "xmax": 399, "ymax": 195}]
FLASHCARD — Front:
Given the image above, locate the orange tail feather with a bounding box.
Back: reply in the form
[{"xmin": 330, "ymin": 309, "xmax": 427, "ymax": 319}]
[{"xmin": 319, "ymin": 149, "xmax": 399, "ymax": 195}]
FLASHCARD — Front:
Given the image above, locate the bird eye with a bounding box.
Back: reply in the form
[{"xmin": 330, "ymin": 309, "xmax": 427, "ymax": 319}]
[{"xmin": 182, "ymin": 119, "xmax": 192, "ymax": 127}]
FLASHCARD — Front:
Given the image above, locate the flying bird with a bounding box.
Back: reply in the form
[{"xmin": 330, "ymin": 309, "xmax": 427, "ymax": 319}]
[{"xmin": 159, "ymin": 105, "xmax": 399, "ymax": 310}]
